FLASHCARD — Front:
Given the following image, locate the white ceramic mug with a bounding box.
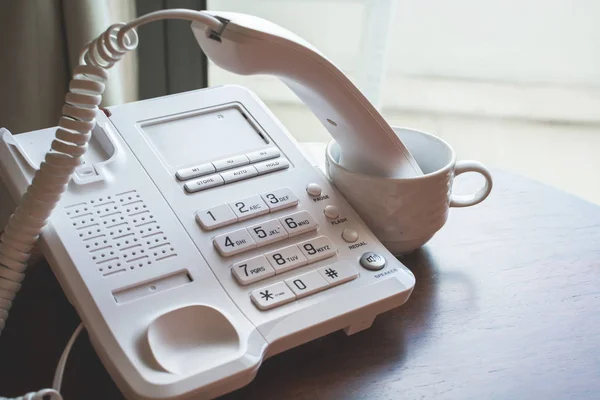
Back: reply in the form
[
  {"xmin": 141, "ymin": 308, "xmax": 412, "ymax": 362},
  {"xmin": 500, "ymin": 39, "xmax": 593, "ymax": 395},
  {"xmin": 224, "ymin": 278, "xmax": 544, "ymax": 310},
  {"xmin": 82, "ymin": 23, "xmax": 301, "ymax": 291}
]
[{"xmin": 325, "ymin": 127, "xmax": 493, "ymax": 255}]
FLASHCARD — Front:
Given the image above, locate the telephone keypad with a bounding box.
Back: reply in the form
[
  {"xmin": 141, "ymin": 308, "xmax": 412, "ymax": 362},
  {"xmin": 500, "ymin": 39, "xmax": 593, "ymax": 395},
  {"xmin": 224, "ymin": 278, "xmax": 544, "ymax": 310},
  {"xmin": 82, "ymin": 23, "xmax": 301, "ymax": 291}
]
[
  {"xmin": 213, "ymin": 228, "xmax": 256, "ymax": 256},
  {"xmin": 196, "ymin": 204, "xmax": 238, "ymax": 230},
  {"xmin": 229, "ymin": 195, "xmax": 269, "ymax": 221},
  {"xmin": 260, "ymin": 188, "xmax": 298, "ymax": 212}
]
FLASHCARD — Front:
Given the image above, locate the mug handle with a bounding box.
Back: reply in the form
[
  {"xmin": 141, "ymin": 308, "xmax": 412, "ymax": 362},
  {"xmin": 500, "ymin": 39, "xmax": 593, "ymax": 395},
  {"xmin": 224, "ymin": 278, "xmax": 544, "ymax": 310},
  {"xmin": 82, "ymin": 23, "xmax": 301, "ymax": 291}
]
[{"xmin": 450, "ymin": 161, "xmax": 493, "ymax": 208}]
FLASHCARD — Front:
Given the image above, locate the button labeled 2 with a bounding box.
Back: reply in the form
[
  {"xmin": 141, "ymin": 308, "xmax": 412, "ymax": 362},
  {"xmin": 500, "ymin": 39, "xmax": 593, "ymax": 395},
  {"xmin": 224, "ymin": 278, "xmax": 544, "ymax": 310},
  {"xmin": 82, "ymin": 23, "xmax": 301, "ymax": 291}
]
[
  {"xmin": 247, "ymin": 219, "xmax": 288, "ymax": 246},
  {"xmin": 261, "ymin": 188, "xmax": 298, "ymax": 212},
  {"xmin": 279, "ymin": 211, "xmax": 318, "ymax": 237},
  {"xmin": 229, "ymin": 195, "xmax": 269, "ymax": 221}
]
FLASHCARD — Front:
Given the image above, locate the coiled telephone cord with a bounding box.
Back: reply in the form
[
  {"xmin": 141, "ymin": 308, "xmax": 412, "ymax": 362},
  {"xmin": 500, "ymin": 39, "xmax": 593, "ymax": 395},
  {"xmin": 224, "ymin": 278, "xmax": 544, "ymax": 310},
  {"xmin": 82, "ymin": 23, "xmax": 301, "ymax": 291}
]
[{"xmin": 0, "ymin": 9, "xmax": 223, "ymax": 399}]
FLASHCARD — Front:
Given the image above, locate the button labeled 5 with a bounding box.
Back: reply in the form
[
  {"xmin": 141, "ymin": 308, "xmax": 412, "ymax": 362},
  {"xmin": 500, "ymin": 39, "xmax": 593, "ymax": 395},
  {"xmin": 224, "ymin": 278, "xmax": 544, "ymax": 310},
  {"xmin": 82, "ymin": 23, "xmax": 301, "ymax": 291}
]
[{"xmin": 247, "ymin": 219, "xmax": 288, "ymax": 246}]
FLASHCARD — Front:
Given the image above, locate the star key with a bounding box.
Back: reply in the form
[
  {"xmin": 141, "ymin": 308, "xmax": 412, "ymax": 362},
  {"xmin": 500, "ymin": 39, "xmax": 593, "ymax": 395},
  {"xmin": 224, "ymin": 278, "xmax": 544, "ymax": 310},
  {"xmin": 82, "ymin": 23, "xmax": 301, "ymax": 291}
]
[{"xmin": 251, "ymin": 282, "xmax": 296, "ymax": 310}]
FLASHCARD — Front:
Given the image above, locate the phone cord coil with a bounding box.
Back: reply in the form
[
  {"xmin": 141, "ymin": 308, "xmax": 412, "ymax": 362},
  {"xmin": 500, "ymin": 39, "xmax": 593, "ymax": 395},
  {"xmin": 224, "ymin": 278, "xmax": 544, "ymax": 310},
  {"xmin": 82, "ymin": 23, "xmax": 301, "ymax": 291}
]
[{"xmin": 0, "ymin": 10, "xmax": 222, "ymax": 399}]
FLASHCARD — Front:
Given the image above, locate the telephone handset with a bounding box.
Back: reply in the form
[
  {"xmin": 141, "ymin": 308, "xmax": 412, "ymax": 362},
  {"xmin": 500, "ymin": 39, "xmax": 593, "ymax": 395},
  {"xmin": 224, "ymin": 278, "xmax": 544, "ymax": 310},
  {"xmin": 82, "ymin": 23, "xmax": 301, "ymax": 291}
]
[{"xmin": 0, "ymin": 10, "xmax": 416, "ymax": 400}]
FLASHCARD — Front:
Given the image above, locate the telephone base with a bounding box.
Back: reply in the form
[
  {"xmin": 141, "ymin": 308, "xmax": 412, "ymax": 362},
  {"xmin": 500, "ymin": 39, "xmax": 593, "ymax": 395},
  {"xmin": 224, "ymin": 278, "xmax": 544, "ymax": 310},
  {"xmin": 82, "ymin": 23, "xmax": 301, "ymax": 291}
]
[{"xmin": 0, "ymin": 85, "xmax": 415, "ymax": 400}]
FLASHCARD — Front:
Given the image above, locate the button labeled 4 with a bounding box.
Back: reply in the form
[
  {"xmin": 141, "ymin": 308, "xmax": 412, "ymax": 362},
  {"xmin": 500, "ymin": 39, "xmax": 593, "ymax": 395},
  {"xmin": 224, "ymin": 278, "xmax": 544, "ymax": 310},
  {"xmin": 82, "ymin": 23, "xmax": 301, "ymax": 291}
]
[{"xmin": 213, "ymin": 228, "xmax": 256, "ymax": 256}]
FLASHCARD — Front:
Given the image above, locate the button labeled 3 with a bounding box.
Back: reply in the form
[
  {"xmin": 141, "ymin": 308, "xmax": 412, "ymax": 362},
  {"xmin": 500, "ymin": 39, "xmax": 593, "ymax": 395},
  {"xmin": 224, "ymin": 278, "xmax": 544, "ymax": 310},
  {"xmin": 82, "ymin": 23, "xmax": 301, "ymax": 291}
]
[{"xmin": 261, "ymin": 188, "xmax": 299, "ymax": 212}]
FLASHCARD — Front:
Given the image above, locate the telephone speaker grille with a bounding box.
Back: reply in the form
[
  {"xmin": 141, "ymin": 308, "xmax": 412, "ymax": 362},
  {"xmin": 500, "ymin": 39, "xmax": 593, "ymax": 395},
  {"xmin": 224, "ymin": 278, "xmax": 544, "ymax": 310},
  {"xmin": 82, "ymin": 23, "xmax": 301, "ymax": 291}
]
[{"xmin": 64, "ymin": 190, "xmax": 177, "ymax": 277}]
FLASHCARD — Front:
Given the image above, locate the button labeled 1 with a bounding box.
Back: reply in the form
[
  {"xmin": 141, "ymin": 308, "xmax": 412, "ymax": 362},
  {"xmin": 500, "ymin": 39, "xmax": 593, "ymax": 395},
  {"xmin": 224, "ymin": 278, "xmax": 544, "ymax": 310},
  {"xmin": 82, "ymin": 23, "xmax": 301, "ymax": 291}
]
[
  {"xmin": 213, "ymin": 228, "xmax": 256, "ymax": 256},
  {"xmin": 261, "ymin": 188, "xmax": 299, "ymax": 212},
  {"xmin": 229, "ymin": 195, "xmax": 269, "ymax": 221},
  {"xmin": 247, "ymin": 218, "xmax": 288, "ymax": 246},
  {"xmin": 196, "ymin": 204, "xmax": 237, "ymax": 230},
  {"xmin": 232, "ymin": 255, "xmax": 275, "ymax": 285},
  {"xmin": 284, "ymin": 270, "xmax": 329, "ymax": 299},
  {"xmin": 297, "ymin": 236, "xmax": 337, "ymax": 263},
  {"xmin": 279, "ymin": 211, "xmax": 318, "ymax": 237}
]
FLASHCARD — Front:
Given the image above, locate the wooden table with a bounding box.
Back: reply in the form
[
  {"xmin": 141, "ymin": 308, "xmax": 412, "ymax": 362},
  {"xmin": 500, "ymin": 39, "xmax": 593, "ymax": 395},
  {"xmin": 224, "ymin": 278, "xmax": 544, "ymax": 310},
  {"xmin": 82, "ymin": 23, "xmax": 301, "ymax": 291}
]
[{"xmin": 2, "ymin": 169, "xmax": 600, "ymax": 399}]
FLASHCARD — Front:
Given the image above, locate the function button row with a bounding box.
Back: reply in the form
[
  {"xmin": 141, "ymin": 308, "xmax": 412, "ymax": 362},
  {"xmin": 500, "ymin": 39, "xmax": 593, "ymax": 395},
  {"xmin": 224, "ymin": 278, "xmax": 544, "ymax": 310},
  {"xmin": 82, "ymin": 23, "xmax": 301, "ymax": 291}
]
[
  {"xmin": 214, "ymin": 211, "xmax": 318, "ymax": 257},
  {"xmin": 184, "ymin": 158, "xmax": 290, "ymax": 193},
  {"xmin": 233, "ymin": 235, "xmax": 336, "ymax": 284},
  {"xmin": 250, "ymin": 263, "xmax": 359, "ymax": 310},
  {"xmin": 177, "ymin": 147, "xmax": 280, "ymax": 181},
  {"xmin": 196, "ymin": 188, "xmax": 298, "ymax": 231}
]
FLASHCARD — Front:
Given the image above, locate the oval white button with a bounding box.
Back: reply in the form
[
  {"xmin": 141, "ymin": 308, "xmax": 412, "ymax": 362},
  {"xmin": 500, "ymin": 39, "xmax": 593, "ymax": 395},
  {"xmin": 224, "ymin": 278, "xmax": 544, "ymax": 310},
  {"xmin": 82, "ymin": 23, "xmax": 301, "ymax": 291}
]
[
  {"xmin": 323, "ymin": 205, "xmax": 339, "ymax": 219},
  {"xmin": 342, "ymin": 229, "xmax": 359, "ymax": 243},
  {"xmin": 306, "ymin": 183, "xmax": 322, "ymax": 196}
]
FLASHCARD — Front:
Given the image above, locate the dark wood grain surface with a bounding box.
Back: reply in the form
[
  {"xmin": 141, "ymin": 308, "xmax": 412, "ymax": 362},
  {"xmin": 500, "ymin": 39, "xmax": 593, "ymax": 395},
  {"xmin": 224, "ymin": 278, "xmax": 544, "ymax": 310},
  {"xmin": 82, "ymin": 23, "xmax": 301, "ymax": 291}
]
[{"xmin": 1, "ymin": 169, "xmax": 599, "ymax": 399}]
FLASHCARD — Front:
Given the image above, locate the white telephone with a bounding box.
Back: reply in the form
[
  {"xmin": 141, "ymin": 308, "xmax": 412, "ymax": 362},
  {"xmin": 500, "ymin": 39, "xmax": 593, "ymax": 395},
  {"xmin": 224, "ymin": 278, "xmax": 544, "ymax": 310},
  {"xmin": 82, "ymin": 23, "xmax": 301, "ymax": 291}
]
[{"xmin": 0, "ymin": 10, "xmax": 416, "ymax": 400}]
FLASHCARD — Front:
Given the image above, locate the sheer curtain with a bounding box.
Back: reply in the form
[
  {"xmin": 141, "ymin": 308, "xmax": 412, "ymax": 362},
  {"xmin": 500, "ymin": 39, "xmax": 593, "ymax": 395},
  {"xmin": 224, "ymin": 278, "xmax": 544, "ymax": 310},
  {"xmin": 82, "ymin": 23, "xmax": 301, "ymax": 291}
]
[{"xmin": 0, "ymin": 0, "xmax": 138, "ymax": 135}]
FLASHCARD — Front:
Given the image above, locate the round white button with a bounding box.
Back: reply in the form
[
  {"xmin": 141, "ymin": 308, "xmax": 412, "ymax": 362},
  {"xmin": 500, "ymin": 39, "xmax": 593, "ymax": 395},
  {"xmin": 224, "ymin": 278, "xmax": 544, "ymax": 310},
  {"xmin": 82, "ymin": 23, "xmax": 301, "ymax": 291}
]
[
  {"xmin": 324, "ymin": 205, "xmax": 339, "ymax": 219},
  {"xmin": 306, "ymin": 183, "xmax": 322, "ymax": 196},
  {"xmin": 342, "ymin": 228, "xmax": 359, "ymax": 243}
]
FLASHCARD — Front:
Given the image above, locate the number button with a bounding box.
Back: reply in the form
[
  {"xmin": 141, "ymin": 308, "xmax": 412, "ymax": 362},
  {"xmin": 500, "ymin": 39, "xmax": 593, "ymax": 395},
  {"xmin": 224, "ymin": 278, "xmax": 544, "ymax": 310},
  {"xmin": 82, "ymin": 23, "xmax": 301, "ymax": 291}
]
[
  {"xmin": 284, "ymin": 270, "xmax": 329, "ymax": 299},
  {"xmin": 195, "ymin": 204, "xmax": 237, "ymax": 230},
  {"xmin": 251, "ymin": 282, "xmax": 296, "ymax": 310},
  {"xmin": 231, "ymin": 255, "xmax": 275, "ymax": 285},
  {"xmin": 278, "ymin": 211, "xmax": 318, "ymax": 237},
  {"xmin": 297, "ymin": 236, "xmax": 337, "ymax": 263},
  {"xmin": 228, "ymin": 195, "xmax": 269, "ymax": 221},
  {"xmin": 260, "ymin": 188, "xmax": 299, "ymax": 212},
  {"xmin": 213, "ymin": 228, "xmax": 256, "ymax": 256},
  {"xmin": 247, "ymin": 218, "xmax": 288, "ymax": 246},
  {"xmin": 265, "ymin": 245, "xmax": 308, "ymax": 273}
]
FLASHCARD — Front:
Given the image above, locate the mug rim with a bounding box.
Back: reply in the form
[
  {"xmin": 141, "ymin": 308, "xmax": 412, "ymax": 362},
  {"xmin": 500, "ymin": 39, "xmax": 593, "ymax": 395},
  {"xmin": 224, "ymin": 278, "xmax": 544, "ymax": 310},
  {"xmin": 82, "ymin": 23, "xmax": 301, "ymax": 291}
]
[{"xmin": 326, "ymin": 126, "xmax": 457, "ymax": 181}]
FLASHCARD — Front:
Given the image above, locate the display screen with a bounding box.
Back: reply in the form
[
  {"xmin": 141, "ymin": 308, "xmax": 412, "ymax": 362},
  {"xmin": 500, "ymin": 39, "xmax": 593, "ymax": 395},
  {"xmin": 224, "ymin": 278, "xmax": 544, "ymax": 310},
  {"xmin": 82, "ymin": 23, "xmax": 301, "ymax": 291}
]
[{"xmin": 141, "ymin": 106, "xmax": 270, "ymax": 168}]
